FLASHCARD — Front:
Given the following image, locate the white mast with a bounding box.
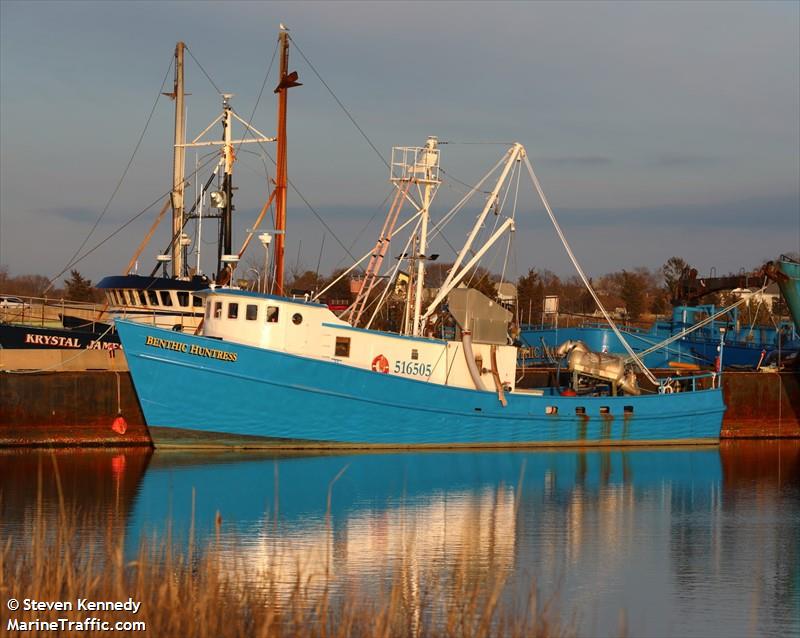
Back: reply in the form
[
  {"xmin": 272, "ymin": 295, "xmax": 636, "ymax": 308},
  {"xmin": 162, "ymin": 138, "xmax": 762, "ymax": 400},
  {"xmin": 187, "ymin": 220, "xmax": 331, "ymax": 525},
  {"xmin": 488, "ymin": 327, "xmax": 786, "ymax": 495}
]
[
  {"xmin": 412, "ymin": 136, "xmax": 439, "ymax": 336},
  {"xmin": 419, "ymin": 143, "xmax": 522, "ymax": 325},
  {"xmin": 435, "ymin": 143, "xmax": 522, "ymax": 299},
  {"xmin": 389, "ymin": 138, "xmax": 441, "ymax": 336},
  {"xmin": 170, "ymin": 42, "xmax": 186, "ymax": 278}
]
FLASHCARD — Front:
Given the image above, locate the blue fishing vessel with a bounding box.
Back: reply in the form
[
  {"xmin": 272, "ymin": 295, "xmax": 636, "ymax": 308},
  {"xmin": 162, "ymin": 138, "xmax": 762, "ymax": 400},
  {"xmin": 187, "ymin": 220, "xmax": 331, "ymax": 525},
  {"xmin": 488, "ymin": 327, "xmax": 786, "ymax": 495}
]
[
  {"xmin": 117, "ymin": 291, "xmax": 723, "ymax": 448},
  {"xmin": 117, "ymin": 31, "xmax": 724, "ymax": 448},
  {"xmin": 521, "ymin": 302, "xmax": 798, "ymax": 370}
]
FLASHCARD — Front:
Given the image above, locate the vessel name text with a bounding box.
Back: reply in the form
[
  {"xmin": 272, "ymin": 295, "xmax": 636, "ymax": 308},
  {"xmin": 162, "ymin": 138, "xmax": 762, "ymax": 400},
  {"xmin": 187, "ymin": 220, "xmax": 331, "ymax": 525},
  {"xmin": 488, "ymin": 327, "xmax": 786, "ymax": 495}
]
[
  {"xmin": 24, "ymin": 334, "xmax": 81, "ymax": 348},
  {"xmin": 145, "ymin": 335, "xmax": 237, "ymax": 362}
]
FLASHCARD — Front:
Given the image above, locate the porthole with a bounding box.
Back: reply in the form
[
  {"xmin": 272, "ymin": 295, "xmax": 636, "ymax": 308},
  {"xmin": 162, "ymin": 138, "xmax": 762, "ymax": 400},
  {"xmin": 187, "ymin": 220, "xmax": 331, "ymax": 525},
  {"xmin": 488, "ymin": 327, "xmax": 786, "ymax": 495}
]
[
  {"xmin": 292, "ymin": 313, "xmax": 303, "ymax": 325},
  {"xmin": 600, "ymin": 406, "xmax": 610, "ymax": 414},
  {"xmin": 575, "ymin": 406, "xmax": 586, "ymax": 415},
  {"xmin": 545, "ymin": 406, "xmax": 558, "ymax": 415},
  {"xmin": 624, "ymin": 405, "xmax": 634, "ymax": 414}
]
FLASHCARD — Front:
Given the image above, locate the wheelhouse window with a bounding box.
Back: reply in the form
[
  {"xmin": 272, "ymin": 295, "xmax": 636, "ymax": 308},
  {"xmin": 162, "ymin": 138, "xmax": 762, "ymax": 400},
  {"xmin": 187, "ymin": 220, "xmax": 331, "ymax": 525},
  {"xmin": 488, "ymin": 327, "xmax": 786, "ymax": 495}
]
[
  {"xmin": 206, "ymin": 301, "xmax": 212, "ymax": 318},
  {"xmin": 138, "ymin": 290, "xmax": 148, "ymax": 305},
  {"xmin": 124, "ymin": 290, "xmax": 135, "ymax": 306},
  {"xmin": 147, "ymin": 290, "xmax": 159, "ymax": 306},
  {"xmin": 177, "ymin": 291, "xmax": 189, "ymax": 307},
  {"xmin": 335, "ymin": 336, "xmax": 351, "ymax": 357},
  {"xmin": 266, "ymin": 306, "xmax": 279, "ymax": 323},
  {"xmin": 192, "ymin": 295, "xmax": 203, "ymax": 308},
  {"xmin": 228, "ymin": 303, "xmax": 239, "ymax": 319},
  {"xmin": 214, "ymin": 301, "xmax": 222, "ymax": 318},
  {"xmin": 159, "ymin": 291, "xmax": 173, "ymax": 307},
  {"xmin": 246, "ymin": 304, "xmax": 258, "ymax": 321}
]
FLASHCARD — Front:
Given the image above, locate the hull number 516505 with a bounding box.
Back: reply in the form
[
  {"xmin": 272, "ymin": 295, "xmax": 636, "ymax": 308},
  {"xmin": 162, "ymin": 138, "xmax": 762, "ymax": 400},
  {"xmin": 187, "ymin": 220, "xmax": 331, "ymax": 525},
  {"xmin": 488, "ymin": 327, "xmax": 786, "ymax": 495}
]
[{"xmin": 394, "ymin": 360, "xmax": 433, "ymax": 377}]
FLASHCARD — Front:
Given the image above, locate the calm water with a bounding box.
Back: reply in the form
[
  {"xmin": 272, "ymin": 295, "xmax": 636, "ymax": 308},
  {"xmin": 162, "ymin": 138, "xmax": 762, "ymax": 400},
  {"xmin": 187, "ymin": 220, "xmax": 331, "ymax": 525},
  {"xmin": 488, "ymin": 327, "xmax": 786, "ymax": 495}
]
[{"xmin": 1, "ymin": 441, "xmax": 798, "ymax": 637}]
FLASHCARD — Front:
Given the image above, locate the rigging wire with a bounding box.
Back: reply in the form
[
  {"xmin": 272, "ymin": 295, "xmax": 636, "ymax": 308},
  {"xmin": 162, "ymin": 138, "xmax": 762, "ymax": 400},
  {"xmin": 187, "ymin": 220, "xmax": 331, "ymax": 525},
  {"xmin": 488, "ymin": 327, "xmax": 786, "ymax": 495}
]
[
  {"xmin": 185, "ymin": 46, "xmax": 223, "ymax": 95},
  {"xmin": 465, "ymin": 161, "xmax": 517, "ymax": 288},
  {"xmin": 332, "ymin": 189, "xmax": 396, "ymax": 272},
  {"xmin": 246, "ymin": 134, "xmax": 362, "ymax": 267},
  {"xmin": 236, "ymin": 39, "xmax": 280, "ymax": 154},
  {"xmin": 289, "ymin": 35, "xmax": 389, "ymax": 169},
  {"xmin": 523, "ymin": 154, "xmax": 659, "ymax": 386},
  {"xmin": 440, "ymin": 168, "xmax": 491, "ymax": 195},
  {"xmin": 45, "ymin": 53, "xmax": 174, "ymax": 293},
  {"xmin": 46, "ymin": 154, "xmax": 220, "ymax": 285},
  {"xmin": 499, "ymin": 161, "xmax": 522, "ymax": 289}
]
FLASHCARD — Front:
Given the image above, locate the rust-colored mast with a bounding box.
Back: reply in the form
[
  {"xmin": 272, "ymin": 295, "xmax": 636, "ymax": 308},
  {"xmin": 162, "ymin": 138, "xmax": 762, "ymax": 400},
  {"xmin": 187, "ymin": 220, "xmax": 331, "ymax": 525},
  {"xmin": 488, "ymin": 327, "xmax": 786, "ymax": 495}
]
[{"xmin": 272, "ymin": 27, "xmax": 301, "ymax": 295}]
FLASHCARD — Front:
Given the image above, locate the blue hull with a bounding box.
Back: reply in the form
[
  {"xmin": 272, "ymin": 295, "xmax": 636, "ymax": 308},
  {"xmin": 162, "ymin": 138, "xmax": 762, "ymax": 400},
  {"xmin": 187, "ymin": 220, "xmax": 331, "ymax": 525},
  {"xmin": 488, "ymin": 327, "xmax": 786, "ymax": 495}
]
[{"xmin": 117, "ymin": 320, "xmax": 724, "ymax": 447}]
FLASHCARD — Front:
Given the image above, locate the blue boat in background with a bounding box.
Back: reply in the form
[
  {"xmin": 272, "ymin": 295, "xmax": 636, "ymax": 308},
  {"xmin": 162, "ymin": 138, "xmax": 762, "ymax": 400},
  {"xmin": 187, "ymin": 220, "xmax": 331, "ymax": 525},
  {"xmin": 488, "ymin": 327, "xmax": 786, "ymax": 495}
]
[
  {"xmin": 770, "ymin": 256, "xmax": 800, "ymax": 331},
  {"xmin": 521, "ymin": 302, "xmax": 799, "ymax": 370}
]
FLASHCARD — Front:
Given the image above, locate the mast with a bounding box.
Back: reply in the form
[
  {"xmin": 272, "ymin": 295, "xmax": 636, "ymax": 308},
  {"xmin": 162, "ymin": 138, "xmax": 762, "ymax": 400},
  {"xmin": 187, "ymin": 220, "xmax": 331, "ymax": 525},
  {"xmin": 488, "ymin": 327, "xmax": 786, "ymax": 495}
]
[
  {"xmin": 220, "ymin": 93, "xmax": 234, "ymax": 274},
  {"xmin": 170, "ymin": 42, "xmax": 186, "ymax": 278},
  {"xmin": 412, "ymin": 136, "xmax": 439, "ymax": 336},
  {"xmin": 273, "ymin": 26, "xmax": 301, "ymax": 296}
]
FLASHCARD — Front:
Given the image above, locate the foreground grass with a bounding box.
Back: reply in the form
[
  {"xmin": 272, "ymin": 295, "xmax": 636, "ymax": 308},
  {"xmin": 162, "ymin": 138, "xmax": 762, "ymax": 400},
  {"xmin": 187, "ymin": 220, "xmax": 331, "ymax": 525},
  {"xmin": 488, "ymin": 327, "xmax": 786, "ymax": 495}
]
[{"xmin": 0, "ymin": 460, "xmax": 572, "ymax": 637}]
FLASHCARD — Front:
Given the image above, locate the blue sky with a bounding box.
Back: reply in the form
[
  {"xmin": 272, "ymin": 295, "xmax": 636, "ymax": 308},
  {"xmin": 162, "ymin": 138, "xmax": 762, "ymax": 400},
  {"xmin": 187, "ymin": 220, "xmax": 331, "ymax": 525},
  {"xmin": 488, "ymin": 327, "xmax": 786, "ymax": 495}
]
[{"xmin": 1, "ymin": 1, "xmax": 798, "ymax": 285}]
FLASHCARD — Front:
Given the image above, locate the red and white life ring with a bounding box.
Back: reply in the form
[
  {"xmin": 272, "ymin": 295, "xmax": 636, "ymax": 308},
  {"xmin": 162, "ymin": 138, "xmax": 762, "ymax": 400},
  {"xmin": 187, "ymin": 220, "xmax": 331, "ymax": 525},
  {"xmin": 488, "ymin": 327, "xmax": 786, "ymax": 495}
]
[{"xmin": 371, "ymin": 354, "xmax": 389, "ymax": 373}]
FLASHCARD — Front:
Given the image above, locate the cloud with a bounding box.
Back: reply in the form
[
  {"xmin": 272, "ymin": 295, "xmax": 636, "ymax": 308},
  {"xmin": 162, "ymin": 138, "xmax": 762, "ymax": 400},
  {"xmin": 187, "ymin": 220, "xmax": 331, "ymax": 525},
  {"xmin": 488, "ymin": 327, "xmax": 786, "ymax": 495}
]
[
  {"xmin": 651, "ymin": 153, "xmax": 721, "ymax": 168},
  {"xmin": 522, "ymin": 193, "xmax": 799, "ymax": 230},
  {"xmin": 40, "ymin": 207, "xmax": 101, "ymax": 224},
  {"xmin": 545, "ymin": 156, "xmax": 613, "ymax": 167}
]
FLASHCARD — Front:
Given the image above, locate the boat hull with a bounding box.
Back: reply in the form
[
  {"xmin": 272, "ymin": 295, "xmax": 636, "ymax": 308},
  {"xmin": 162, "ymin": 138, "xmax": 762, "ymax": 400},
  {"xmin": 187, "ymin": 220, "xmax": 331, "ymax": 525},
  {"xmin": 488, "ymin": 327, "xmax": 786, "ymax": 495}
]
[{"xmin": 117, "ymin": 320, "xmax": 724, "ymax": 448}]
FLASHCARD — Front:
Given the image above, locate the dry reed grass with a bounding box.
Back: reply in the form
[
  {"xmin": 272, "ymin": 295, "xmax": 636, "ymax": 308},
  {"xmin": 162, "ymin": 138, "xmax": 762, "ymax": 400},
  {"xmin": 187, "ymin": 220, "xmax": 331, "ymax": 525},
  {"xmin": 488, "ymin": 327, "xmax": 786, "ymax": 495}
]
[{"xmin": 0, "ymin": 455, "xmax": 574, "ymax": 637}]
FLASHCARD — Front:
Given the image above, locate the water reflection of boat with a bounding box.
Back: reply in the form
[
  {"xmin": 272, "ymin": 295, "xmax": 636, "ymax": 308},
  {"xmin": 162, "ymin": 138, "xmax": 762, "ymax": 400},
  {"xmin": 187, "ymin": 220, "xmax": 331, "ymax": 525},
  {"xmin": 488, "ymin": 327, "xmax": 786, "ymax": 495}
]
[
  {"xmin": 0, "ymin": 448, "xmax": 152, "ymax": 548},
  {"xmin": 6, "ymin": 445, "xmax": 794, "ymax": 636},
  {"xmin": 126, "ymin": 448, "xmax": 722, "ymax": 551},
  {"xmin": 122, "ymin": 447, "xmax": 731, "ymax": 628},
  {"xmin": 719, "ymin": 438, "xmax": 800, "ymax": 491}
]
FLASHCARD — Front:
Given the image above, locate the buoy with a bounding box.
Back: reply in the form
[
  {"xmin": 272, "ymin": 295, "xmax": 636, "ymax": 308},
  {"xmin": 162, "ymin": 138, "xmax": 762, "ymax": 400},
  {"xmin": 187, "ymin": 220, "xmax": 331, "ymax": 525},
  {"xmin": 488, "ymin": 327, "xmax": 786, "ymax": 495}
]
[
  {"xmin": 371, "ymin": 354, "xmax": 390, "ymax": 373},
  {"xmin": 560, "ymin": 388, "xmax": 577, "ymax": 397},
  {"xmin": 111, "ymin": 415, "xmax": 128, "ymax": 435}
]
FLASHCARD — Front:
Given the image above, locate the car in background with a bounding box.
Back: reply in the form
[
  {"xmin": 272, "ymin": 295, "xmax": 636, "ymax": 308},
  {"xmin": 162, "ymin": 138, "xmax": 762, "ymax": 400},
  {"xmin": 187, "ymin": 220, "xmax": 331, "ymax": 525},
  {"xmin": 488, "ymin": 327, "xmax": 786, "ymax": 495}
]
[{"xmin": 0, "ymin": 296, "xmax": 30, "ymax": 308}]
